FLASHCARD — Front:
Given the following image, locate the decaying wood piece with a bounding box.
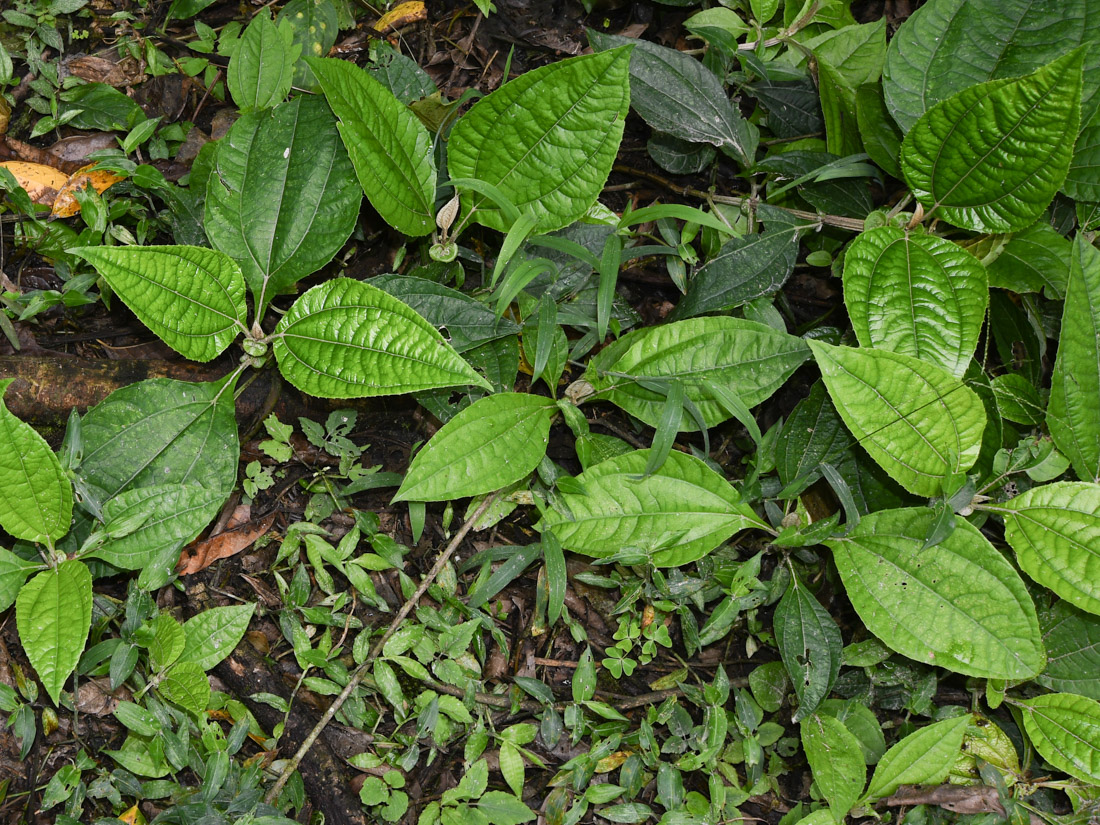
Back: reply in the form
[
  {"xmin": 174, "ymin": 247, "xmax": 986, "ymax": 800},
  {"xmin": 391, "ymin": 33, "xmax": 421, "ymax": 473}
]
[{"xmin": 0, "ymin": 356, "xmax": 416, "ymax": 433}]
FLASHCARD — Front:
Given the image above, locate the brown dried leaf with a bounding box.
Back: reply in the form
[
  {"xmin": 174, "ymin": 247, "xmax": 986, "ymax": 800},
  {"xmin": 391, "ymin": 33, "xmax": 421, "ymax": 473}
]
[
  {"xmin": 63, "ymin": 54, "xmax": 145, "ymax": 87},
  {"xmin": 178, "ymin": 513, "xmax": 275, "ymax": 576}
]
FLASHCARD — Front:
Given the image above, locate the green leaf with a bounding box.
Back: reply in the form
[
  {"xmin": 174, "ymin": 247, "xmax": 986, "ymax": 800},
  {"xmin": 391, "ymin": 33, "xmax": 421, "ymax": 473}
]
[
  {"xmin": 273, "ymin": 277, "xmax": 491, "ymax": 398},
  {"xmin": 1067, "ymin": 107, "xmax": 1100, "ymax": 201},
  {"xmin": 1000, "ymin": 482, "xmax": 1100, "ymax": 616},
  {"xmin": 160, "ymin": 661, "xmax": 211, "ymax": 714},
  {"xmin": 587, "ymin": 31, "xmax": 756, "ymax": 166},
  {"xmin": 1018, "ymin": 693, "xmax": 1100, "ymax": 782},
  {"xmin": 16, "ymin": 561, "xmax": 92, "ymax": 705},
  {"xmin": 204, "ymin": 94, "xmax": 361, "ymax": 313},
  {"xmin": 227, "ymin": 10, "xmax": 298, "ymax": 112},
  {"xmin": 882, "ymin": 0, "xmax": 1100, "ymax": 132},
  {"xmin": 93, "ymin": 484, "xmax": 226, "ymax": 581},
  {"xmin": 178, "ymin": 603, "xmax": 256, "ymax": 671},
  {"xmin": 371, "ymin": 274, "xmax": 520, "ymax": 352},
  {"xmin": 448, "ymin": 47, "xmax": 631, "ymax": 233},
  {"xmin": 986, "ymin": 222, "xmax": 1071, "ymax": 298},
  {"xmin": 539, "ymin": 449, "xmax": 766, "ymax": 567},
  {"xmin": 146, "ymin": 614, "xmax": 186, "ymax": 672},
  {"xmin": 855, "ymin": 82, "xmax": 902, "ymax": 178},
  {"xmin": 808, "ymin": 341, "xmax": 985, "ymax": 497},
  {"xmin": 0, "ymin": 379, "xmax": 72, "ymax": 543},
  {"xmin": 671, "ymin": 207, "xmax": 810, "ymax": 318},
  {"xmin": 308, "ymin": 56, "xmax": 436, "ymax": 237},
  {"xmin": 841, "ymin": 227, "xmax": 987, "ymax": 378},
  {"xmin": 78, "ymin": 377, "xmax": 238, "ymax": 506},
  {"xmin": 499, "ymin": 741, "xmax": 524, "ymax": 798},
  {"xmin": 826, "ymin": 508, "xmax": 1044, "ymax": 679},
  {"xmin": 476, "ymin": 791, "xmax": 536, "ymax": 825},
  {"xmin": 1048, "ymin": 236, "xmax": 1100, "ymax": 483},
  {"xmin": 1038, "ymin": 599, "xmax": 1100, "ymax": 700},
  {"xmin": 583, "ymin": 317, "xmax": 810, "ymax": 432},
  {"xmin": 775, "ymin": 576, "xmax": 842, "ymax": 722},
  {"xmin": 801, "ymin": 714, "xmax": 866, "ymax": 820},
  {"xmin": 900, "ymin": 50, "xmax": 1085, "ymax": 233},
  {"xmin": 72, "ymin": 245, "xmax": 247, "ymax": 363},
  {"xmin": 864, "ymin": 715, "xmax": 970, "ymax": 800},
  {"xmin": 0, "ymin": 547, "xmax": 38, "ymax": 612},
  {"xmin": 394, "ymin": 393, "xmax": 556, "ymax": 502}
]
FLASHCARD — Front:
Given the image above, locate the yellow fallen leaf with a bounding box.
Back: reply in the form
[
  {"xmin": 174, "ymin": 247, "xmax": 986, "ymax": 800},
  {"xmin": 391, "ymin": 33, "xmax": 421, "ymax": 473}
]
[
  {"xmin": 0, "ymin": 160, "xmax": 69, "ymax": 208},
  {"xmin": 50, "ymin": 164, "xmax": 126, "ymax": 218},
  {"xmin": 373, "ymin": 1, "xmax": 426, "ymax": 31},
  {"xmin": 118, "ymin": 805, "xmax": 147, "ymax": 825}
]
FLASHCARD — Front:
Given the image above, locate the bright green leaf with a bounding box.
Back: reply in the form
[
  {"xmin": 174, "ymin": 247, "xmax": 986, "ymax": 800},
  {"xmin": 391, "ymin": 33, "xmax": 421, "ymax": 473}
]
[
  {"xmin": 1000, "ymin": 482, "xmax": 1100, "ymax": 616},
  {"xmin": 826, "ymin": 508, "xmax": 1044, "ymax": 679},
  {"xmin": 308, "ymin": 56, "xmax": 436, "ymax": 237},
  {"xmin": 842, "ymin": 227, "xmax": 987, "ymax": 378},
  {"xmin": 900, "ymin": 50, "xmax": 1084, "ymax": 233},
  {"xmin": 1018, "ymin": 693, "xmax": 1100, "ymax": 783},
  {"xmin": 78, "ymin": 377, "xmax": 238, "ymax": 506},
  {"xmin": 864, "ymin": 715, "xmax": 969, "ymax": 800},
  {"xmin": 1048, "ymin": 236, "xmax": 1100, "ymax": 483},
  {"xmin": 476, "ymin": 791, "xmax": 536, "ymax": 825},
  {"xmin": 540, "ymin": 449, "xmax": 766, "ymax": 567},
  {"xmin": 583, "ymin": 316, "xmax": 810, "ymax": 432},
  {"xmin": 227, "ymin": 10, "xmax": 299, "ymax": 112},
  {"xmin": 205, "ymin": 94, "xmax": 361, "ymax": 313},
  {"xmin": 1038, "ymin": 599, "xmax": 1100, "ymax": 700},
  {"xmin": 808, "ymin": 341, "xmax": 985, "ymax": 496},
  {"xmin": 273, "ymin": 277, "xmax": 491, "ymax": 398},
  {"xmin": 801, "ymin": 714, "xmax": 866, "ymax": 819},
  {"xmin": 986, "ymin": 222, "xmax": 1071, "ymax": 298},
  {"xmin": 394, "ymin": 393, "xmax": 556, "ymax": 502},
  {"xmin": 16, "ymin": 561, "xmax": 92, "ymax": 705},
  {"xmin": 179, "ymin": 603, "xmax": 256, "ymax": 671},
  {"xmin": 72, "ymin": 245, "xmax": 247, "ymax": 362},
  {"xmin": 448, "ymin": 47, "xmax": 632, "ymax": 233},
  {"xmin": 0, "ymin": 547, "xmax": 39, "ymax": 612},
  {"xmin": 160, "ymin": 661, "xmax": 211, "ymax": 714},
  {"xmin": 0, "ymin": 379, "xmax": 72, "ymax": 543}
]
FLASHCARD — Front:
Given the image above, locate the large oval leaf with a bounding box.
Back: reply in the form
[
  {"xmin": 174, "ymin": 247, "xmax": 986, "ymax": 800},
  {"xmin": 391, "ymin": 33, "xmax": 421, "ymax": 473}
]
[
  {"xmin": 93, "ymin": 484, "xmax": 227, "ymax": 588},
  {"xmin": 539, "ymin": 449, "xmax": 766, "ymax": 567},
  {"xmin": 883, "ymin": 0, "xmax": 1100, "ymax": 132},
  {"xmin": 826, "ymin": 507, "xmax": 1044, "ymax": 679},
  {"xmin": 587, "ymin": 30, "xmax": 757, "ymax": 166},
  {"xmin": 842, "ymin": 227, "xmax": 987, "ymax": 378},
  {"xmin": 0, "ymin": 379, "xmax": 72, "ymax": 543},
  {"xmin": 16, "ymin": 561, "xmax": 92, "ymax": 705},
  {"xmin": 900, "ymin": 50, "xmax": 1085, "ymax": 233},
  {"xmin": 1018, "ymin": 693, "xmax": 1100, "ymax": 783},
  {"xmin": 448, "ymin": 47, "xmax": 631, "ymax": 233},
  {"xmin": 73, "ymin": 245, "xmax": 248, "ymax": 362},
  {"xmin": 78, "ymin": 377, "xmax": 239, "ymax": 507},
  {"xmin": 226, "ymin": 10, "xmax": 298, "ymax": 112},
  {"xmin": 1048, "ymin": 236, "xmax": 1100, "ymax": 483},
  {"xmin": 808, "ymin": 341, "xmax": 985, "ymax": 496},
  {"xmin": 582, "ymin": 317, "xmax": 810, "ymax": 432},
  {"xmin": 307, "ymin": 56, "xmax": 436, "ymax": 237},
  {"xmin": 1000, "ymin": 482, "xmax": 1100, "ymax": 616},
  {"xmin": 204, "ymin": 94, "xmax": 361, "ymax": 313},
  {"xmin": 272, "ymin": 277, "xmax": 491, "ymax": 398},
  {"xmin": 393, "ymin": 393, "xmax": 557, "ymax": 502}
]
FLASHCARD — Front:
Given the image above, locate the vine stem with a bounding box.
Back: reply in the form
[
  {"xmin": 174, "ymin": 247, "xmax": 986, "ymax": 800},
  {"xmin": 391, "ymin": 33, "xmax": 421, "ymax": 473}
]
[{"xmin": 263, "ymin": 491, "xmax": 500, "ymax": 805}]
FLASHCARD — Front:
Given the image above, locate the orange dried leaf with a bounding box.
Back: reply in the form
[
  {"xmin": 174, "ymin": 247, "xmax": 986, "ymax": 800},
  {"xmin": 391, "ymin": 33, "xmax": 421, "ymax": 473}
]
[
  {"xmin": 177, "ymin": 513, "xmax": 275, "ymax": 576},
  {"xmin": 0, "ymin": 161, "xmax": 69, "ymax": 207},
  {"xmin": 373, "ymin": 1, "xmax": 426, "ymax": 31},
  {"xmin": 51, "ymin": 164, "xmax": 126, "ymax": 218}
]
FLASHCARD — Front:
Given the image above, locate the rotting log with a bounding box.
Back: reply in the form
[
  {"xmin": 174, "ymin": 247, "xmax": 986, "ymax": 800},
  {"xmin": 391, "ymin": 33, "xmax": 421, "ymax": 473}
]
[{"xmin": 0, "ymin": 356, "xmax": 418, "ymax": 437}]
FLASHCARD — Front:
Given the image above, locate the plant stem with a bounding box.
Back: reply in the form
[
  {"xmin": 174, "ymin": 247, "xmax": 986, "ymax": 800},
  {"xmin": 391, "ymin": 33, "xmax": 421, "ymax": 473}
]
[{"xmin": 263, "ymin": 491, "xmax": 500, "ymax": 806}]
